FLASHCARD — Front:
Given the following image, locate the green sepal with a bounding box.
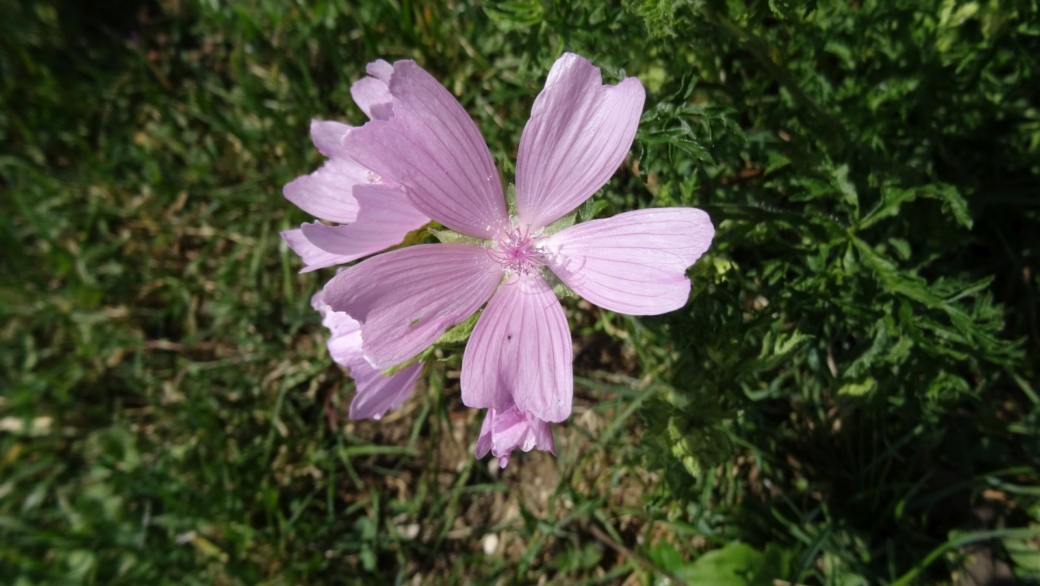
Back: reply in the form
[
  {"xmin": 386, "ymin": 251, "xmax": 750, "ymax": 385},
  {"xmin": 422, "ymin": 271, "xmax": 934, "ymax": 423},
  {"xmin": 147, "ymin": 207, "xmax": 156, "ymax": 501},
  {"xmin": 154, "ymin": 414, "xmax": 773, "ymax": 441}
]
[
  {"xmin": 381, "ymin": 309, "xmax": 485, "ymax": 376},
  {"xmin": 505, "ymin": 182, "xmax": 518, "ymax": 216},
  {"xmin": 543, "ymin": 211, "xmax": 576, "ymax": 235},
  {"xmin": 578, "ymin": 197, "xmax": 609, "ymax": 222},
  {"xmin": 433, "ymin": 309, "xmax": 481, "ymax": 346},
  {"xmin": 428, "ymin": 227, "xmax": 484, "ymax": 246},
  {"xmin": 397, "ymin": 223, "xmax": 435, "ymax": 247},
  {"xmin": 542, "ymin": 269, "xmax": 579, "ymax": 300},
  {"xmin": 380, "ymin": 354, "xmax": 425, "ymax": 377}
]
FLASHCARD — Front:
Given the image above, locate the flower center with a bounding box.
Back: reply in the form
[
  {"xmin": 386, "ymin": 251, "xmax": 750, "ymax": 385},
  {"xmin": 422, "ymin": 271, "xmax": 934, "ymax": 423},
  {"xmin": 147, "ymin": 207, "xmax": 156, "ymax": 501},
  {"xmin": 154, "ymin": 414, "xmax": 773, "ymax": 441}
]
[{"xmin": 487, "ymin": 225, "xmax": 544, "ymax": 275}]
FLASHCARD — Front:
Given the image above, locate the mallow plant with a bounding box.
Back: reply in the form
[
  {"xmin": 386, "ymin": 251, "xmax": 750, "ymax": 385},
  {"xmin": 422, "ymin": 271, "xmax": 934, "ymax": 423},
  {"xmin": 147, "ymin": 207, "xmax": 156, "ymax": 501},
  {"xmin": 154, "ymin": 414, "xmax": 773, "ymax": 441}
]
[{"xmin": 283, "ymin": 53, "xmax": 714, "ymax": 467}]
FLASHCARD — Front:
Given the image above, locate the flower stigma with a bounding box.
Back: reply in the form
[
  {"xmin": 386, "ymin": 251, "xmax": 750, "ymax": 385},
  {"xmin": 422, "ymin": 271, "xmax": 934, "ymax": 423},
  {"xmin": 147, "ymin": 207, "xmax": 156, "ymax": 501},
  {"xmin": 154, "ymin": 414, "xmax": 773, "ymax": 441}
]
[{"xmin": 486, "ymin": 222, "xmax": 545, "ymax": 276}]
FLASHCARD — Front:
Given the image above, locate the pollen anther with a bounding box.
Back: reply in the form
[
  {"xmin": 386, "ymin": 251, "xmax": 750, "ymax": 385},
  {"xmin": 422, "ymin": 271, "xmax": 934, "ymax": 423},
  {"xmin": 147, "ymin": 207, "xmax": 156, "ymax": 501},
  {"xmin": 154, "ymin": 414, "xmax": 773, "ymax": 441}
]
[{"xmin": 487, "ymin": 224, "xmax": 544, "ymax": 275}]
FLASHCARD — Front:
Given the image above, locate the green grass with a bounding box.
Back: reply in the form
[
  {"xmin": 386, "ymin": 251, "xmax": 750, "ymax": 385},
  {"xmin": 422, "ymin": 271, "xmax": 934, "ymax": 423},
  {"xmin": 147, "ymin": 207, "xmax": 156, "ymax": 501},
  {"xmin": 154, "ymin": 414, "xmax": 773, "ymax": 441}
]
[{"xmin": 2, "ymin": 0, "xmax": 1039, "ymax": 584}]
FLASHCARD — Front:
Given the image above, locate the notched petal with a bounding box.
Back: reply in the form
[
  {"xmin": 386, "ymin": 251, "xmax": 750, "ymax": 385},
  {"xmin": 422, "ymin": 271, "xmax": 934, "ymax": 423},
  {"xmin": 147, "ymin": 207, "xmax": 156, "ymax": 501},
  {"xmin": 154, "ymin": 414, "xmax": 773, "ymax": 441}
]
[
  {"xmin": 516, "ymin": 53, "xmax": 646, "ymax": 230},
  {"xmin": 542, "ymin": 207, "xmax": 715, "ymax": 315}
]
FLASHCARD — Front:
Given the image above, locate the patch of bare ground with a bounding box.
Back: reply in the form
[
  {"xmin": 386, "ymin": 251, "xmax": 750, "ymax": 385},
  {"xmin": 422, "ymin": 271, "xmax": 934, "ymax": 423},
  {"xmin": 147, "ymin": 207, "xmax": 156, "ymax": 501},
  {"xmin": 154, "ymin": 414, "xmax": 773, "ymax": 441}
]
[{"xmin": 325, "ymin": 325, "xmax": 670, "ymax": 582}]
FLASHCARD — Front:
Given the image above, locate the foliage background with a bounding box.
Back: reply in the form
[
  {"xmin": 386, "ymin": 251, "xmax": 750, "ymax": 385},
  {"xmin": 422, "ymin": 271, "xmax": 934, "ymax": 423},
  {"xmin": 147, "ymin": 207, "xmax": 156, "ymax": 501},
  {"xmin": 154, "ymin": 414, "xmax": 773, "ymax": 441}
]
[{"xmin": 2, "ymin": 0, "xmax": 1039, "ymax": 583}]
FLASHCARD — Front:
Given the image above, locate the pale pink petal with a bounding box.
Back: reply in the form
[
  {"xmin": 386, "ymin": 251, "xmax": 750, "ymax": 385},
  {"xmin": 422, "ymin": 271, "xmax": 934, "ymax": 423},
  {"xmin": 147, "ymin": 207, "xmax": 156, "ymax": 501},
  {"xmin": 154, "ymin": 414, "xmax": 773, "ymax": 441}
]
[
  {"xmin": 351, "ymin": 77, "xmax": 393, "ymax": 121},
  {"xmin": 542, "ymin": 208, "xmax": 715, "ymax": 315},
  {"xmin": 323, "ymin": 244, "xmax": 502, "ymax": 369},
  {"xmin": 281, "ymin": 228, "xmax": 357, "ymax": 273},
  {"xmin": 489, "ymin": 407, "xmax": 530, "ymax": 452},
  {"xmin": 311, "ymin": 291, "xmax": 366, "ymax": 365},
  {"xmin": 475, "ymin": 413, "xmax": 494, "ymax": 459},
  {"xmin": 461, "ymin": 274, "xmax": 572, "ymax": 423},
  {"xmin": 309, "ymin": 119, "xmax": 352, "ymax": 160},
  {"xmin": 474, "ymin": 405, "xmax": 557, "ymax": 468},
  {"xmin": 311, "ymin": 293, "xmax": 422, "ymax": 420},
  {"xmin": 348, "ymin": 360, "xmax": 423, "ymax": 420},
  {"xmin": 341, "ymin": 61, "xmax": 507, "ymax": 238},
  {"xmin": 366, "ymin": 59, "xmax": 393, "ymax": 82},
  {"xmin": 283, "ymin": 157, "xmax": 367, "ymax": 224},
  {"xmin": 301, "ymin": 185, "xmax": 429, "ymax": 259},
  {"xmin": 529, "ymin": 415, "xmax": 556, "ymax": 455},
  {"xmin": 515, "ymin": 53, "xmax": 645, "ymax": 230}
]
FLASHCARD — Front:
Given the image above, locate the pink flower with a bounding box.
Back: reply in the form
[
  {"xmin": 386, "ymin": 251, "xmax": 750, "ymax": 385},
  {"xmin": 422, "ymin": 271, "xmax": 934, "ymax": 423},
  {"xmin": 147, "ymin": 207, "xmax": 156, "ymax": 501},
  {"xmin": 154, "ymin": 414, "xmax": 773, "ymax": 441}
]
[
  {"xmin": 280, "ymin": 60, "xmax": 429, "ymax": 273},
  {"xmin": 283, "ymin": 61, "xmax": 430, "ymax": 420},
  {"xmin": 312, "ymin": 292, "xmax": 422, "ymax": 420},
  {"xmin": 476, "ymin": 405, "xmax": 556, "ymax": 469},
  {"xmin": 322, "ymin": 53, "xmax": 715, "ymax": 463}
]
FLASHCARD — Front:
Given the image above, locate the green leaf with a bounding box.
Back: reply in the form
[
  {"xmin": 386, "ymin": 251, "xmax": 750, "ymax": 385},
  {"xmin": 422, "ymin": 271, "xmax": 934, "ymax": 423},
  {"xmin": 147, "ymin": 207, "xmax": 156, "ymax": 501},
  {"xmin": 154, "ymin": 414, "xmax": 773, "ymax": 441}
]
[
  {"xmin": 832, "ymin": 164, "xmax": 859, "ymax": 218},
  {"xmin": 859, "ymin": 183, "xmax": 973, "ymax": 230},
  {"xmin": 852, "ymin": 237, "xmax": 945, "ymax": 307},
  {"xmin": 675, "ymin": 542, "xmax": 794, "ymax": 585},
  {"xmin": 483, "ymin": 0, "xmax": 544, "ymax": 31},
  {"xmin": 1005, "ymin": 537, "xmax": 1040, "ymax": 577},
  {"xmin": 748, "ymin": 329, "xmax": 814, "ymax": 372},
  {"xmin": 838, "ymin": 377, "xmax": 877, "ymax": 397},
  {"xmin": 844, "ymin": 319, "xmax": 891, "ymax": 379}
]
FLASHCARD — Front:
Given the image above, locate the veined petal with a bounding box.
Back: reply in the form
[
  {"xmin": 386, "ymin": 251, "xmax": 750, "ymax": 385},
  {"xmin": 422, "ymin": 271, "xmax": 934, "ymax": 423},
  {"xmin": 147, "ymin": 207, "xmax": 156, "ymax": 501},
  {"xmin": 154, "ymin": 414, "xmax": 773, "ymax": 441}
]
[
  {"xmin": 323, "ymin": 244, "xmax": 502, "ymax": 369},
  {"xmin": 348, "ymin": 360, "xmax": 423, "ymax": 420},
  {"xmin": 283, "ymin": 157, "xmax": 367, "ymax": 224},
  {"xmin": 461, "ymin": 274, "xmax": 572, "ymax": 423},
  {"xmin": 351, "ymin": 77, "xmax": 393, "ymax": 121},
  {"xmin": 309, "ymin": 119, "xmax": 353, "ymax": 160},
  {"xmin": 311, "ymin": 293, "xmax": 422, "ymax": 420},
  {"xmin": 342, "ymin": 61, "xmax": 507, "ymax": 239},
  {"xmin": 515, "ymin": 53, "xmax": 645, "ymax": 230},
  {"xmin": 281, "ymin": 228, "xmax": 357, "ymax": 273},
  {"xmin": 542, "ymin": 208, "xmax": 715, "ymax": 315},
  {"xmin": 301, "ymin": 185, "xmax": 429, "ymax": 259}
]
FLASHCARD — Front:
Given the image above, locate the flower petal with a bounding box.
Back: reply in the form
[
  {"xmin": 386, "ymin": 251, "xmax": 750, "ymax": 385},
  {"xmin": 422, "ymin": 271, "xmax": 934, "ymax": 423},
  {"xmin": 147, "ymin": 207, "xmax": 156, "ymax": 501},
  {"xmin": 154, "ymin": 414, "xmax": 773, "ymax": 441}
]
[
  {"xmin": 351, "ymin": 76, "xmax": 393, "ymax": 121},
  {"xmin": 366, "ymin": 59, "xmax": 393, "ymax": 82},
  {"xmin": 474, "ymin": 406, "xmax": 556, "ymax": 468},
  {"xmin": 515, "ymin": 53, "xmax": 645, "ymax": 230},
  {"xmin": 461, "ymin": 274, "xmax": 572, "ymax": 423},
  {"xmin": 301, "ymin": 185, "xmax": 429, "ymax": 260},
  {"xmin": 323, "ymin": 244, "xmax": 502, "ymax": 369},
  {"xmin": 309, "ymin": 119, "xmax": 352, "ymax": 160},
  {"xmin": 475, "ymin": 412, "xmax": 495, "ymax": 459},
  {"xmin": 542, "ymin": 208, "xmax": 715, "ymax": 315},
  {"xmin": 281, "ymin": 228, "xmax": 357, "ymax": 273},
  {"xmin": 341, "ymin": 61, "xmax": 507, "ymax": 238},
  {"xmin": 311, "ymin": 291, "xmax": 366, "ymax": 366},
  {"xmin": 348, "ymin": 360, "xmax": 423, "ymax": 420},
  {"xmin": 312, "ymin": 293, "xmax": 422, "ymax": 420},
  {"xmin": 283, "ymin": 157, "xmax": 367, "ymax": 224}
]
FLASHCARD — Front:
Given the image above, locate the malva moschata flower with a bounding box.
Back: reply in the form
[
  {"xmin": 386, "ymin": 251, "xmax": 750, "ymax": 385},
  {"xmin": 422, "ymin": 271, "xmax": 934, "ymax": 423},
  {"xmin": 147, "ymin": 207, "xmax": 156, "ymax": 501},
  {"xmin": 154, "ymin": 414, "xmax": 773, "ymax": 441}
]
[
  {"xmin": 321, "ymin": 53, "xmax": 715, "ymax": 466},
  {"xmin": 282, "ymin": 60, "xmax": 432, "ymax": 420},
  {"xmin": 312, "ymin": 292, "xmax": 423, "ymax": 420}
]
